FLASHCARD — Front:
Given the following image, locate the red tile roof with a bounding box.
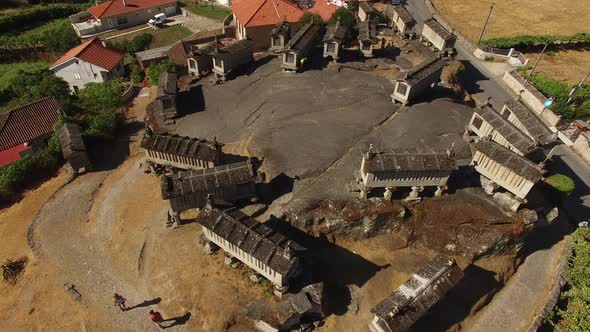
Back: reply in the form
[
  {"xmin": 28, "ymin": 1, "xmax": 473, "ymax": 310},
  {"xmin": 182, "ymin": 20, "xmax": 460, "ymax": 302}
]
[
  {"xmin": 50, "ymin": 38, "xmax": 124, "ymax": 71},
  {"xmin": 88, "ymin": 0, "xmax": 177, "ymax": 19},
  {"xmin": 0, "ymin": 144, "xmax": 29, "ymax": 167},
  {"xmin": 231, "ymin": 0, "xmax": 338, "ymax": 28},
  {"xmin": 0, "ymin": 97, "xmax": 61, "ymax": 152}
]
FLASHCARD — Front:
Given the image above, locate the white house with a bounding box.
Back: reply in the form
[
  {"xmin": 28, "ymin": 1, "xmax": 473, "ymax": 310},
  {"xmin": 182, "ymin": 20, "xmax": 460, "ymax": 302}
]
[{"xmin": 49, "ymin": 38, "xmax": 124, "ymax": 93}]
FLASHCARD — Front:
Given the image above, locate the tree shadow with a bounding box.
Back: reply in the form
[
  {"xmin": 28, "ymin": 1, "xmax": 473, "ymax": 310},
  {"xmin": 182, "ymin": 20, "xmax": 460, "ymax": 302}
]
[
  {"xmin": 410, "ymin": 264, "xmax": 501, "ymax": 331},
  {"xmin": 460, "ymin": 60, "xmax": 487, "ymax": 97},
  {"xmin": 127, "ymin": 297, "xmax": 161, "ymax": 311},
  {"xmin": 177, "ymin": 84, "xmax": 205, "ymax": 116},
  {"xmin": 86, "ymin": 120, "xmax": 143, "ymax": 172},
  {"xmin": 256, "ymin": 173, "xmax": 295, "ymax": 204},
  {"xmin": 163, "ymin": 312, "xmax": 191, "ymax": 329}
]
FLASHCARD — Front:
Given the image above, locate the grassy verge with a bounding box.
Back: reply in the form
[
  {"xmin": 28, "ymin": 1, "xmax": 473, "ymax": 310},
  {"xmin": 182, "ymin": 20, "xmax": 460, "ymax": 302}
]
[
  {"xmin": 16, "ymin": 17, "xmax": 69, "ymax": 37},
  {"xmin": 108, "ymin": 25, "xmax": 192, "ymax": 49},
  {"xmin": 181, "ymin": 1, "xmax": 231, "ymax": 21}
]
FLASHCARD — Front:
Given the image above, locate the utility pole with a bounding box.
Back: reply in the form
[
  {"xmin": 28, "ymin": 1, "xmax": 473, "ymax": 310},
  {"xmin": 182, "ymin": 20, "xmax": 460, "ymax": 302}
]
[
  {"xmin": 477, "ymin": 3, "xmax": 495, "ymax": 45},
  {"xmin": 568, "ymin": 69, "xmax": 590, "ymax": 103},
  {"xmin": 526, "ymin": 42, "xmax": 549, "ymax": 83}
]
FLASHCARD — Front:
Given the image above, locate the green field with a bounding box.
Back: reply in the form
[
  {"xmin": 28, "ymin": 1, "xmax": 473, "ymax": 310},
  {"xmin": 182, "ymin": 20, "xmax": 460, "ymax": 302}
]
[
  {"xmin": 181, "ymin": 1, "xmax": 231, "ymax": 21},
  {"xmin": 109, "ymin": 25, "xmax": 193, "ymax": 48},
  {"xmin": 0, "ymin": 61, "xmax": 49, "ymax": 92},
  {"xmin": 16, "ymin": 18, "xmax": 69, "ymax": 37}
]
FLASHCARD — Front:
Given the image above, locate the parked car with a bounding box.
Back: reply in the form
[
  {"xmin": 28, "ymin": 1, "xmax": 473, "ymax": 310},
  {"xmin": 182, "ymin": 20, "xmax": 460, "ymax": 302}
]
[
  {"xmin": 392, "ymin": 0, "xmax": 404, "ymax": 5},
  {"xmin": 148, "ymin": 13, "xmax": 167, "ymax": 26}
]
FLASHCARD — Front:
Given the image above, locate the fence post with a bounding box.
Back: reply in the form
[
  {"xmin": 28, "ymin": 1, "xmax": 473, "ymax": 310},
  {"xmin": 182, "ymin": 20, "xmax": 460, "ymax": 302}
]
[{"xmin": 508, "ymin": 48, "xmax": 514, "ymax": 57}]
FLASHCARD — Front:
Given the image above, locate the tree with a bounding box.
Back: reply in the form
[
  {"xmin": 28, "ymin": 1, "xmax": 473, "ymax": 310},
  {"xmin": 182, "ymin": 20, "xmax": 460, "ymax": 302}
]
[
  {"xmin": 347, "ymin": 0, "xmax": 359, "ymax": 12},
  {"xmin": 127, "ymin": 33, "xmax": 154, "ymax": 54},
  {"xmin": 299, "ymin": 13, "xmax": 323, "ymax": 27},
  {"xmin": 329, "ymin": 7, "xmax": 354, "ymax": 31},
  {"xmin": 544, "ymin": 174, "xmax": 575, "ymax": 194},
  {"xmin": 441, "ymin": 60, "xmax": 465, "ymax": 96},
  {"xmin": 78, "ymin": 79, "xmax": 125, "ymax": 113},
  {"xmin": 147, "ymin": 60, "xmax": 177, "ymax": 85},
  {"xmin": 42, "ymin": 20, "xmax": 79, "ymax": 53},
  {"xmin": 130, "ymin": 63, "xmax": 145, "ymax": 83},
  {"xmin": 8, "ymin": 69, "xmax": 70, "ymax": 104}
]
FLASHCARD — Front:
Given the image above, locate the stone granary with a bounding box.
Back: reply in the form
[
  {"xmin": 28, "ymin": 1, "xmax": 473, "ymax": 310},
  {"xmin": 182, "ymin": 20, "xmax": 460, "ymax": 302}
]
[
  {"xmin": 500, "ymin": 99, "xmax": 557, "ymax": 146},
  {"xmin": 274, "ymin": 282, "xmax": 326, "ymax": 329},
  {"xmin": 212, "ymin": 39, "xmax": 256, "ymax": 81},
  {"xmin": 156, "ymin": 71, "xmax": 178, "ymax": 120},
  {"xmin": 141, "ymin": 133, "xmax": 222, "ymax": 171},
  {"xmin": 160, "ymin": 159, "xmax": 263, "ymax": 214},
  {"xmin": 369, "ymin": 255, "xmax": 463, "ymax": 332},
  {"xmin": 186, "ymin": 41, "xmax": 217, "ymax": 78},
  {"xmin": 281, "ymin": 22, "xmax": 322, "ymax": 72},
  {"xmin": 391, "ymin": 57, "xmax": 448, "ymax": 105},
  {"xmin": 322, "ymin": 18, "xmax": 347, "ymax": 60},
  {"xmin": 421, "ymin": 19, "xmax": 456, "ymax": 51},
  {"xmin": 196, "ymin": 206, "xmax": 305, "ymax": 294},
  {"xmin": 358, "ymin": 1, "xmax": 375, "ymax": 22},
  {"xmin": 391, "ymin": 6, "xmax": 416, "ymax": 37},
  {"xmin": 56, "ymin": 122, "xmax": 91, "ymax": 174},
  {"xmin": 358, "ymin": 19, "xmax": 377, "ymax": 57},
  {"xmin": 357, "ymin": 145, "xmax": 458, "ymax": 201},
  {"xmin": 471, "ymin": 139, "xmax": 544, "ymax": 211},
  {"xmin": 467, "ymin": 105, "xmax": 537, "ymax": 156},
  {"xmin": 270, "ymin": 21, "xmax": 291, "ymax": 53}
]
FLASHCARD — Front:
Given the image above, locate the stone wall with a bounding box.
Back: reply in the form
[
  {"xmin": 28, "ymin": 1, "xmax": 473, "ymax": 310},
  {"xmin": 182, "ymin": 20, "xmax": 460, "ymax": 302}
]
[{"xmin": 572, "ymin": 133, "xmax": 590, "ymax": 164}]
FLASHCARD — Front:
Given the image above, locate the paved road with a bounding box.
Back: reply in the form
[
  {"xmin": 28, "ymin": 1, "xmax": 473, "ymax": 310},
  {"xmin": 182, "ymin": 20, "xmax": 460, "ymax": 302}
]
[{"xmin": 552, "ymin": 145, "xmax": 590, "ymax": 221}]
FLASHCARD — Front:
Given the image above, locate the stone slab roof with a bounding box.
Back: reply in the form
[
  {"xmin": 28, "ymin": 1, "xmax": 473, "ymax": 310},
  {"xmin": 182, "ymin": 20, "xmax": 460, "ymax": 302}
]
[
  {"xmin": 196, "ymin": 207, "xmax": 304, "ymax": 275},
  {"xmin": 135, "ymin": 45, "xmax": 172, "ymax": 62},
  {"xmin": 157, "ymin": 71, "xmax": 177, "ymax": 97},
  {"xmin": 503, "ymin": 99, "xmax": 556, "ymax": 145},
  {"xmin": 57, "ymin": 122, "xmax": 86, "ymax": 157},
  {"xmin": 473, "ymin": 139, "xmax": 544, "ymax": 182},
  {"xmin": 371, "ymin": 255, "xmax": 463, "ymax": 332},
  {"xmin": 322, "ymin": 19, "xmax": 347, "ymax": 43},
  {"xmin": 141, "ymin": 133, "xmax": 221, "ymax": 162},
  {"xmin": 161, "ymin": 159, "xmax": 261, "ymax": 199},
  {"xmin": 392, "ymin": 6, "xmax": 415, "ymax": 24},
  {"xmin": 403, "ymin": 57, "xmax": 447, "ymax": 84},
  {"xmin": 271, "ymin": 21, "xmax": 290, "ymax": 37},
  {"xmin": 475, "ymin": 105, "xmax": 536, "ymax": 154},
  {"xmin": 359, "ymin": 1, "xmax": 374, "ymax": 14},
  {"xmin": 285, "ymin": 22, "xmax": 321, "ymax": 53},
  {"xmin": 363, "ymin": 147, "xmax": 458, "ymax": 174},
  {"xmin": 358, "ymin": 19, "xmax": 377, "ymax": 42},
  {"xmin": 424, "ymin": 19, "xmax": 453, "ymax": 40},
  {"xmin": 213, "ymin": 39, "xmax": 255, "ymax": 61}
]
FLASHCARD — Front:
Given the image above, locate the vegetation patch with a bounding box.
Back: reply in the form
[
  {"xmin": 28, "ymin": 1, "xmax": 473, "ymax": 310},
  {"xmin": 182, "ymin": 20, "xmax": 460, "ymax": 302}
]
[
  {"xmin": 147, "ymin": 59, "xmax": 177, "ymax": 85},
  {"xmin": 181, "ymin": 1, "xmax": 231, "ymax": 21},
  {"xmin": 480, "ymin": 33, "xmax": 590, "ymax": 50},
  {"xmin": 545, "ymin": 174, "xmax": 576, "ymax": 194},
  {"xmin": 0, "ymin": 3, "xmax": 87, "ymax": 34}
]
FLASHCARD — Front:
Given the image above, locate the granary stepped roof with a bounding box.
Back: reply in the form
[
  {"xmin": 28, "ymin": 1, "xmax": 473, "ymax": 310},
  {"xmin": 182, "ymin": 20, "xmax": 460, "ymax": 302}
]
[
  {"xmin": 503, "ymin": 100, "xmax": 556, "ymax": 145},
  {"xmin": 213, "ymin": 39, "xmax": 255, "ymax": 61},
  {"xmin": 392, "ymin": 5, "xmax": 415, "ymax": 24},
  {"xmin": 363, "ymin": 147, "xmax": 458, "ymax": 174},
  {"xmin": 403, "ymin": 57, "xmax": 448, "ymax": 84},
  {"xmin": 371, "ymin": 255, "xmax": 463, "ymax": 332},
  {"xmin": 475, "ymin": 105, "xmax": 537, "ymax": 154},
  {"xmin": 141, "ymin": 133, "xmax": 222, "ymax": 162},
  {"xmin": 160, "ymin": 159, "xmax": 262, "ymax": 199},
  {"xmin": 157, "ymin": 71, "xmax": 177, "ymax": 98},
  {"xmin": 358, "ymin": 19, "xmax": 377, "ymax": 42},
  {"xmin": 424, "ymin": 19, "xmax": 453, "ymax": 40},
  {"xmin": 285, "ymin": 22, "xmax": 321, "ymax": 53},
  {"xmin": 196, "ymin": 207, "xmax": 305, "ymax": 274},
  {"xmin": 473, "ymin": 139, "xmax": 544, "ymax": 182},
  {"xmin": 322, "ymin": 18, "xmax": 347, "ymax": 43},
  {"xmin": 57, "ymin": 122, "xmax": 86, "ymax": 157}
]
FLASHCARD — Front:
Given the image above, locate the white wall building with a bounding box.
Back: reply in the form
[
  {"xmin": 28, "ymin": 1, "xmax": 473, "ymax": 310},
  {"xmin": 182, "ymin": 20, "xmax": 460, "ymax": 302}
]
[{"xmin": 421, "ymin": 19, "xmax": 455, "ymax": 51}]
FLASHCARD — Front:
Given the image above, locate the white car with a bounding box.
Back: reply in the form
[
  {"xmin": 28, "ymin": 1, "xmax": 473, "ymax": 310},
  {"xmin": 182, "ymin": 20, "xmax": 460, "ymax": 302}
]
[{"xmin": 148, "ymin": 13, "xmax": 167, "ymax": 26}]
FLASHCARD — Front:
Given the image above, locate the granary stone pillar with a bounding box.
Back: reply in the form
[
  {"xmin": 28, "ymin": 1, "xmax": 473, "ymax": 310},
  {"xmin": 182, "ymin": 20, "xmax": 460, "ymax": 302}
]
[
  {"xmin": 203, "ymin": 241, "xmax": 219, "ymax": 255},
  {"xmin": 383, "ymin": 187, "xmax": 395, "ymax": 200},
  {"xmin": 359, "ymin": 187, "xmax": 370, "ymax": 200},
  {"xmin": 480, "ymin": 175, "xmax": 498, "ymax": 195},
  {"xmin": 224, "ymin": 252, "xmax": 239, "ymax": 268},
  {"xmin": 274, "ymin": 283, "xmax": 289, "ymax": 297},
  {"xmin": 405, "ymin": 186, "xmax": 424, "ymax": 202},
  {"xmin": 435, "ymin": 185, "xmax": 447, "ymax": 197}
]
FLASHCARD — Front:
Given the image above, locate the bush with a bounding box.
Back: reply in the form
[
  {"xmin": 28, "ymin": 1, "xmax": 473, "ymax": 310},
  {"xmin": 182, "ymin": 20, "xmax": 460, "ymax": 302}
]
[
  {"xmin": 77, "ymin": 79, "xmax": 125, "ymax": 139},
  {"xmin": 545, "ymin": 174, "xmax": 575, "ymax": 193},
  {"xmin": 130, "ymin": 63, "xmax": 145, "ymax": 83},
  {"xmin": 299, "ymin": 13, "xmax": 323, "ymax": 27},
  {"xmin": 442, "ymin": 60, "xmax": 465, "ymax": 95},
  {"xmin": 83, "ymin": 108, "xmax": 123, "ymax": 139},
  {"xmin": 127, "ymin": 33, "xmax": 154, "ymax": 54},
  {"xmin": 0, "ymin": 3, "xmax": 87, "ymax": 33},
  {"xmin": 480, "ymin": 33, "xmax": 590, "ymax": 49},
  {"xmin": 347, "ymin": 0, "xmax": 359, "ymax": 12},
  {"xmin": 42, "ymin": 20, "xmax": 79, "ymax": 53},
  {"xmin": 7, "ymin": 69, "xmax": 71, "ymax": 106},
  {"xmin": 147, "ymin": 60, "xmax": 177, "ymax": 85},
  {"xmin": 329, "ymin": 7, "xmax": 354, "ymax": 31}
]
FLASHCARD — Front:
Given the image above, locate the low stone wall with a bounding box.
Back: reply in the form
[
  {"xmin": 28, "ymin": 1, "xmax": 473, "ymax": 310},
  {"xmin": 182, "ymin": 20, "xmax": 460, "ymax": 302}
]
[
  {"xmin": 572, "ymin": 133, "xmax": 590, "ymax": 164},
  {"xmin": 502, "ymin": 70, "xmax": 561, "ymax": 127},
  {"xmin": 526, "ymin": 236, "xmax": 573, "ymax": 332}
]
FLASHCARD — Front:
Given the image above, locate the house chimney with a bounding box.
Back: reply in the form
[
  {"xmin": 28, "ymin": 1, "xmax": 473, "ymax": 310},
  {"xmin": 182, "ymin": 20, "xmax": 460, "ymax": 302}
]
[{"xmin": 283, "ymin": 241, "xmax": 294, "ymax": 259}]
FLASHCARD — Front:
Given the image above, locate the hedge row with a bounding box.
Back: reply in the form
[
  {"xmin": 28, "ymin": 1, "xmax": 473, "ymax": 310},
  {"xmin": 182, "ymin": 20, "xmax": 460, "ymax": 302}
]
[
  {"xmin": 480, "ymin": 32, "xmax": 590, "ymax": 49},
  {"xmin": 0, "ymin": 3, "xmax": 86, "ymax": 33}
]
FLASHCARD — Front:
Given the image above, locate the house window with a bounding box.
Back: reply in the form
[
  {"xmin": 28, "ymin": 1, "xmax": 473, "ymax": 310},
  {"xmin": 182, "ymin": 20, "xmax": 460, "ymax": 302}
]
[
  {"xmin": 272, "ymin": 37, "xmax": 282, "ymax": 47},
  {"xmin": 362, "ymin": 41, "xmax": 371, "ymax": 51},
  {"xmin": 472, "ymin": 115, "xmax": 484, "ymax": 130},
  {"xmin": 74, "ymin": 73, "xmax": 81, "ymax": 80},
  {"xmin": 189, "ymin": 59, "xmax": 196, "ymax": 69},
  {"xmin": 396, "ymin": 82, "xmax": 408, "ymax": 95},
  {"xmin": 502, "ymin": 109, "xmax": 512, "ymax": 120},
  {"xmin": 117, "ymin": 16, "xmax": 128, "ymax": 26},
  {"xmin": 73, "ymin": 86, "xmax": 79, "ymax": 94},
  {"xmin": 286, "ymin": 52, "xmax": 295, "ymax": 63},
  {"xmin": 327, "ymin": 42, "xmax": 336, "ymax": 53}
]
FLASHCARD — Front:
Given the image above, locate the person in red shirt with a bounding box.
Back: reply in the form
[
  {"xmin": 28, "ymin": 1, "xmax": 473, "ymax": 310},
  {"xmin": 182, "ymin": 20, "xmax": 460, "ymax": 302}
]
[{"xmin": 149, "ymin": 310, "xmax": 164, "ymax": 329}]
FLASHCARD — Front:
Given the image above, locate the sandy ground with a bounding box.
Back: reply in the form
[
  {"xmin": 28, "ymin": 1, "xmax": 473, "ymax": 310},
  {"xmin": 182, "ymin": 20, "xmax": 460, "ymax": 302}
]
[
  {"xmin": 432, "ymin": 0, "xmax": 590, "ymax": 42},
  {"xmin": 524, "ymin": 50, "xmax": 590, "ymax": 84}
]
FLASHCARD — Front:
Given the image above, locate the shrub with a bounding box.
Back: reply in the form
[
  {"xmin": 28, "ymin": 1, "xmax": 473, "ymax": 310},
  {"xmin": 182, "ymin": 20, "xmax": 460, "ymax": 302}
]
[
  {"xmin": 442, "ymin": 60, "xmax": 465, "ymax": 95},
  {"xmin": 7, "ymin": 69, "xmax": 71, "ymax": 106},
  {"xmin": 480, "ymin": 32, "xmax": 590, "ymax": 49},
  {"xmin": 77, "ymin": 79, "xmax": 125, "ymax": 139},
  {"xmin": 127, "ymin": 33, "xmax": 154, "ymax": 54},
  {"xmin": 42, "ymin": 20, "xmax": 79, "ymax": 53},
  {"xmin": 83, "ymin": 108, "xmax": 123, "ymax": 139},
  {"xmin": 299, "ymin": 13, "xmax": 323, "ymax": 27},
  {"xmin": 545, "ymin": 174, "xmax": 575, "ymax": 193},
  {"xmin": 329, "ymin": 7, "xmax": 355, "ymax": 31},
  {"xmin": 130, "ymin": 63, "xmax": 145, "ymax": 83},
  {"xmin": 347, "ymin": 0, "xmax": 359, "ymax": 12},
  {"xmin": 147, "ymin": 60, "xmax": 177, "ymax": 85}
]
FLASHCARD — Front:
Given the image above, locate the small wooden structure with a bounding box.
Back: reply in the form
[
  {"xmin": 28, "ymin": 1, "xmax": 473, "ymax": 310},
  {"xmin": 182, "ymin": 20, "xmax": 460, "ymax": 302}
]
[
  {"xmin": 358, "ymin": 20, "xmax": 377, "ymax": 57},
  {"xmin": 358, "ymin": 145, "xmax": 458, "ymax": 201},
  {"xmin": 281, "ymin": 22, "xmax": 321, "ymax": 72},
  {"xmin": 391, "ymin": 6, "xmax": 415, "ymax": 36},
  {"xmin": 500, "ymin": 99, "xmax": 556, "ymax": 146},
  {"xmin": 358, "ymin": 1, "xmax": 375, "ymax": 22},
  {"xmin": 161, "ymin": 159, "xmax": 262, "ymax": 213},
  {"xmin": 467, "ymin": 105, "xmax": 537, "ymax": 156},
  {"xmin": 270, "ymin": 21, "xmax": 291, "ymax": 52},
  {"xmin": 369, "ymin": 255, "xmax": 463, "ymax": 332},
  {"xmin": 472, "ymin": 139, "xmax": 544, "ymax": 209},
  {"xmin": 57, "ymin": 122, "xmax": 91, "ymax": 173},
  {"xmin": 156, "ymin": 71, "xmax": 178, "ymax": 120},
  {"xmin": 197, "ymin": 206, "xmax": 305, "ymax": 293},
  {"xmin": 212, "ymin": 39, "xmax": 255, "ymax": 80},
  {"xmin": 322, "ymin": 18, "xmax": 347, "ymax": 59},
  {"xmin": 135, "ymin": 45, "xmax": 172, "ymax": 69},
  {"xmin": 421, "ymin": 19, "xmax": 455, "ymax": 51},
  {"xmin": 391, "ymin": 57, "xmax": 447, "ymax": 105},
  {"xmin": 141, "ymin": 133, "xmax": 222, "ymax": 171},
  {"xmin": 186, "ymin": 41, "xmax": 217, "ymax": 78}
]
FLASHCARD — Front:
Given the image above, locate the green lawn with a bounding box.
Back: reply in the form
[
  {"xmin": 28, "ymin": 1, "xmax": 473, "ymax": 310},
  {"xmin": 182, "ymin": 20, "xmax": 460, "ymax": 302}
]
[
  {"xmin": 0, "ymin": 61, "xmax": 49, "ymax": 94},
  {"xmin": 109, "ymin": 25, "xmax": 193, "ymax": 49},
  {"xmin": 181, "ymin": 1, "xmax": 231, "ymax": 21},
  {"xmin": 15, "ymin": 18, "xmax": 69, "ymax": 37}
]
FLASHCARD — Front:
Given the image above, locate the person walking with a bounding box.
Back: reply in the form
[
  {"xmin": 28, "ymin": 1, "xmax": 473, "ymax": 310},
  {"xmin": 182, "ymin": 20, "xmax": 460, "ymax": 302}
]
[
  {"xmin": 150, "ymin": 310, "xmax": 164, "ymax": 329},
  {"xmin": 113, "ymin": 293, "xmax": 127, "ymax": 311}
]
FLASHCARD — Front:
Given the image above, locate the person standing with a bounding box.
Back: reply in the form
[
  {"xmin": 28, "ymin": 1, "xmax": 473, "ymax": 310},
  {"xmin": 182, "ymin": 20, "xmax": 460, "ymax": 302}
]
[
  {"xmin": 113, "ymin": 293, "xmax": 127, "ymax": 311},
  {"xmin": 149, "ymin": 310, "xmax": 164, "ymax": 329}
]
